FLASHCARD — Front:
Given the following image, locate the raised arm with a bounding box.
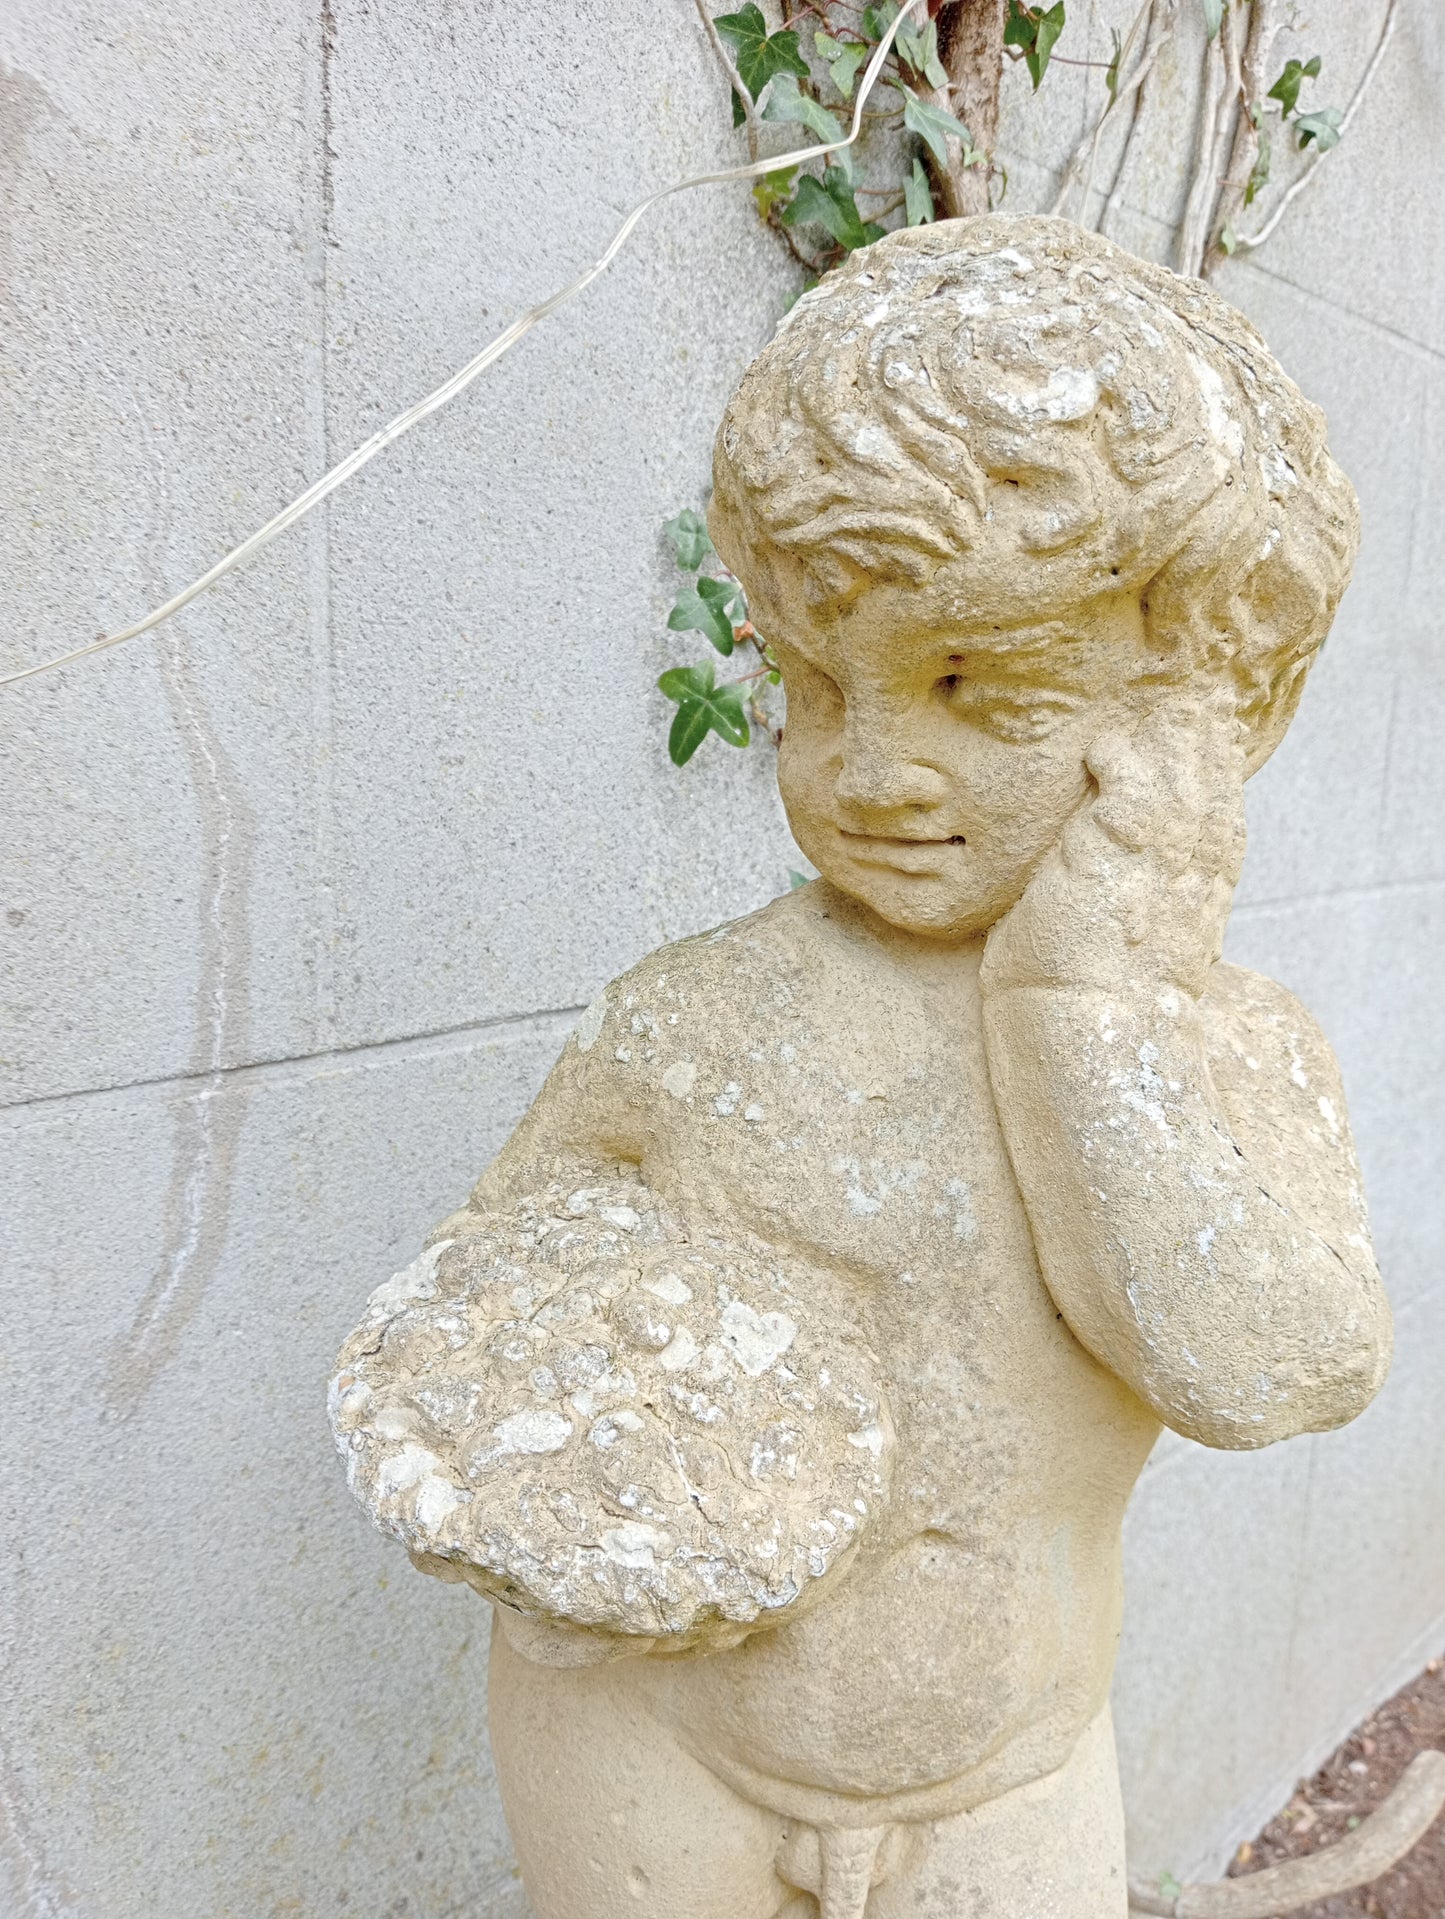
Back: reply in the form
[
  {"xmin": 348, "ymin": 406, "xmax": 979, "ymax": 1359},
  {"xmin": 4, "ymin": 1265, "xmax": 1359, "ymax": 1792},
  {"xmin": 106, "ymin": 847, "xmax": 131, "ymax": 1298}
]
[{"xmin": 979, "ymin": 691, "xmax": 1391, "ymax": 1449}]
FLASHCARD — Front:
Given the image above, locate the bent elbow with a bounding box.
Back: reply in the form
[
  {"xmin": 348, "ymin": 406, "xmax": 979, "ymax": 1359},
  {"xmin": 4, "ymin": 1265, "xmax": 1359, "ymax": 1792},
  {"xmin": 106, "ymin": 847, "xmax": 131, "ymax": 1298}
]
[
  {"xmin": 1299, "ymin": 1309, "xmax": 1393, "ymax": 1435},
  {"xmin": 1151, "ymin": 1313, "xmax": 1393, "ymax": 1451}
]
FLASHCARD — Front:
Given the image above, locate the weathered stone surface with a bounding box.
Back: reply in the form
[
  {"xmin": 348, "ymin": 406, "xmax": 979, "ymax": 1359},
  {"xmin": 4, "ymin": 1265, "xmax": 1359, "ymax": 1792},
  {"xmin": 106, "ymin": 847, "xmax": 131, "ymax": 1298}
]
[
  {"xmin": 331, "ymin": 1177, "xmax": 892, "ymax": 1643},
  {"xmin": 332, "ymin": 216, "xmax": 1392, "ymax": 1917},
  {"xmin": 6, "ymin": 4, "xmax": 1442, "ymax": 1912}
]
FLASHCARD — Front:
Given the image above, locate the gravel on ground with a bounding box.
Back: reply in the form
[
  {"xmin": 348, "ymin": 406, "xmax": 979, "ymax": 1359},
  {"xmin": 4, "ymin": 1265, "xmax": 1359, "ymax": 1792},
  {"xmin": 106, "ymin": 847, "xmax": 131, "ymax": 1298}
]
[{"xmin": 1227, "ymin": 1651, "xmax": 1445, "ymax": 1918}]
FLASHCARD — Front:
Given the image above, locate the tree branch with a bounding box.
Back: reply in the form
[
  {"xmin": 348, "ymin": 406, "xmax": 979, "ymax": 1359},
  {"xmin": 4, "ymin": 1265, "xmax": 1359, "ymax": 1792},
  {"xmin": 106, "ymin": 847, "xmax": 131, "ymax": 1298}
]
[
  {"xmin": 933, "ymin": 0, "xmax": 1009, "ymax": 216},
  {"xmin": 1098, "ymin": 0, "xmax": 1179, "ymax": 237},
  {"xmin": 1176, "ymin": 6, "xmax": 1231, "ymax": 275},
  {"xmin": 768, "ymin": 212, "xmax": 829, "ymax": 275}
]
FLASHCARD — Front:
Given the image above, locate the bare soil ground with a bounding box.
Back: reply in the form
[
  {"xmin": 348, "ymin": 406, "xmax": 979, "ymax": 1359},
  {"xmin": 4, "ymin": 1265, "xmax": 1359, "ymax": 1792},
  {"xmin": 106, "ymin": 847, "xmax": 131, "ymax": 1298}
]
[{"xmin": 1226, "ymin": 1651, "xmax": 1445, "ymax": 1917}]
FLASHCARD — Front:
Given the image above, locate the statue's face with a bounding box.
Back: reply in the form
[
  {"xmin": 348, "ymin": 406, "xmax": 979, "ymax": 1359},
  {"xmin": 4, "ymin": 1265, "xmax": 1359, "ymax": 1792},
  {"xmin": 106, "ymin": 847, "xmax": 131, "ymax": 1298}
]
[{"xmin": 772, "ymin": 574, "xmax": 1151, "ymax": 941}]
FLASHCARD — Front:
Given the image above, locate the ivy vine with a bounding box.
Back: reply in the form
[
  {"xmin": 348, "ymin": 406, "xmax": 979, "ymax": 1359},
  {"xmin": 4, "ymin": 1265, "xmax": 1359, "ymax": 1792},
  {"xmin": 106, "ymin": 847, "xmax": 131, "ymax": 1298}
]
[
  {"xmin": 657, "ymin": 509, "xmax": 780, "ymax": 764},
  {"xmin": 658, "ymin": 0, "xmax": 1384, "ymax": 769}
]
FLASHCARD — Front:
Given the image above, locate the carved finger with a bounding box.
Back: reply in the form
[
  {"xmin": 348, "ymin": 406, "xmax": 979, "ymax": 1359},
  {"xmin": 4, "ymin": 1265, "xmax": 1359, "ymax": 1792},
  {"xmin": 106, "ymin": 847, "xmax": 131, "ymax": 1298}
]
[{"xmin": 1085, "ymin": 727, "xmax": 1157, "ymax": 852}]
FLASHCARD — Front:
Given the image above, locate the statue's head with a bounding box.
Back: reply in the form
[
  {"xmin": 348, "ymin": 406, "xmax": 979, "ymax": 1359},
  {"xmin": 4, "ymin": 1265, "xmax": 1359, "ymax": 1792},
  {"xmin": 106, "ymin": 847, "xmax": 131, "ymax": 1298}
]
[{"xmin": 709, "ymin": 215, "xmax": 1358, "ymax": 940}]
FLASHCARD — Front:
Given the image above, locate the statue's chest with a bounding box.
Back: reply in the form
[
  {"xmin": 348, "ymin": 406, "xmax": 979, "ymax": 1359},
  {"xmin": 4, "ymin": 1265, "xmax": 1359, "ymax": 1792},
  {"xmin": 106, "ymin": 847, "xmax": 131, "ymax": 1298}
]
[
  {"xmin": 605, "ymin": 926, "xmax": 1135, "ymax": 1532},
  {"xmin": 629, "ymin": 957, "xmax": 1040, "ymax": 1317}
]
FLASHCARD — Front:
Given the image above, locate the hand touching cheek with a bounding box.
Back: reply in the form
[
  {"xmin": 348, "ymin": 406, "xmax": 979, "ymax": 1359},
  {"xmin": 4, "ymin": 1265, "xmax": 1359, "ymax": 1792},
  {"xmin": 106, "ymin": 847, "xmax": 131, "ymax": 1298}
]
[{"xmin": 980, "ymin": 686, "xmax": 1248, "ymax": 1001}]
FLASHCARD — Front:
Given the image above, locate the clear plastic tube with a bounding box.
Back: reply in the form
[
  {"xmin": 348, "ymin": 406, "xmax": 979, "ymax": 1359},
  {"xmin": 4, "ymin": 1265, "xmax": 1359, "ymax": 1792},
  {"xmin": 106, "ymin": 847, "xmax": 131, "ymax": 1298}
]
[{"xmin": 2, "ymin": 0, "xmax": 925, "ymax": 691}]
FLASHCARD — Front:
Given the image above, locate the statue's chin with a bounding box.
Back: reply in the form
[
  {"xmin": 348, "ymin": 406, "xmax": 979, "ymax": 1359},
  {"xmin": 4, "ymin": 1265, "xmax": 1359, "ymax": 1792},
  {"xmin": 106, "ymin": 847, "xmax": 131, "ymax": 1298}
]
[{"xmin": 819, "ymin": 866, "xmax": 1000, "ymax": 945}]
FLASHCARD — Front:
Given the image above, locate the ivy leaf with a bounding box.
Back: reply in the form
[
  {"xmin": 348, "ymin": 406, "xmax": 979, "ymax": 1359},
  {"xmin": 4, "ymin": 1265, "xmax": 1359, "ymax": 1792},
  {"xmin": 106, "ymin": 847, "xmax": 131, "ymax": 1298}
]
[
  {"xmin": 1267, "ymin": 53, "xmax": 1321, "ymax": 117},
  {"xmin": 1296, "ymin": 105, "xmax": 1342, "ymax": 150},
  {"xmin": 731, "ymin": 86, "xmax": 747, "ymax": 127},
  {"xmin": 663, "ymin": 508, "xmax": 714, "ymax": 570},
  {"xmin": 815, "ymin": 30, "xmax": 869, "ymax": 99},
  {"xmin": 897, "ymin": 20, "xmax": 950, "ymax": 89},
  {"xmin": 1218, "ymin": 221, "xmax": 1237, "ymax": 255},
  {"xmin": 700, "ymin": 573, "xmax": 747, "ymax": 620},
  {"xmin": 1105, "ymin": 27, "xmax": 1122, "ymax": 102},
  {"xmin": 753, "ymin": 164, "xmax": 800, "ymax": 219},
  {"xmin": 1200, "ymin": 0, "xmax": 1223, "ymax": 41},
  {"xmin": 1244, "ymin": 126, "xmax": 1271, "ymax": 205},
  {"xmin": 669, "ymin": 586, "xmax": 733, "ymax": 654},
  {"xmin": 862, "ymin": 2, "xmax": 898, "ymax": 40},
  {"xmin": 668, "ymin": 577, "xmax": 744, "ymax": 654},
  {"xmin": 904, "ymin": 155, "xmax": 935, "ymax": 226},
  {"xmin": 713, "ymin": 5, "xmax": 808, "ymax": 101},
  {"xmin": 903, "ymin": 89, "xmax": 982, "ymax": 168},
  {"xmin": 1159, "ymin": 1872, "xmax": 1184, "ymax": 1900},
  {"xmin": 1005, "ymin": 0, "xmax": 1066, "ymax": 89},
  {"xmin": 788, "ymin": 868, "xmax": 810, "ymax": 890},
  {"xmin": 700, "ymin": 686, "xmax": 749, "ymax": 751},
  {"xmin": 762, "ymin": 73, "xmax": 844, "ymax": 146},
  {"xmin": 1027, "ymin": 2, "xmax": 1065, "ymax": 86},
  {"xmin": 658, "ymin": 661, "xmax": 750, "ymax": 764},
  {"xmin": 1003, "ymin": 2, "xmax": 1035, "ymax": 51},
  {"xmin": 782, "ymin": 166, "xmax": 885, "ymax": 250},
  {"xmin": 658, "ymin": 663, "xmax": 714, "ymax": 702}
]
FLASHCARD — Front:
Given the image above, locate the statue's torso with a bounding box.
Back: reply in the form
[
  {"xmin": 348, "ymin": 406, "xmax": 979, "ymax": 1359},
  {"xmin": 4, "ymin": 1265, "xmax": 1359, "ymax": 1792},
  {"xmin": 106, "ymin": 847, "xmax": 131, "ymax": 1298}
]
[{"xmin": 483, "ymin": 884, "xmax": 1161, "ymax": 1806}]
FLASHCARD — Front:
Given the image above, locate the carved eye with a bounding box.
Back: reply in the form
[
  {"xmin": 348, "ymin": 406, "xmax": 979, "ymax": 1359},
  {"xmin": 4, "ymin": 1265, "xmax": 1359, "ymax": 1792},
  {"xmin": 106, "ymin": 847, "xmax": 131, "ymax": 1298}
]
[
  {"xmin": 970, "ymin": 699, "xmax": 1065, "ymax": 743},
  {"xmin": 936, "ymin": 675, "xmax": 1083, "ymax": 743}
]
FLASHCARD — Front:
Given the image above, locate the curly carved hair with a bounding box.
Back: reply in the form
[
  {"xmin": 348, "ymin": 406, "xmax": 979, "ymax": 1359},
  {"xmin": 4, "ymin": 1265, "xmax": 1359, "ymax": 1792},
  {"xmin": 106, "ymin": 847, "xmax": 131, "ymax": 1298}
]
[{"xmin": 710, "ymin": 216, "xmax": 1358, "ymax": 772}]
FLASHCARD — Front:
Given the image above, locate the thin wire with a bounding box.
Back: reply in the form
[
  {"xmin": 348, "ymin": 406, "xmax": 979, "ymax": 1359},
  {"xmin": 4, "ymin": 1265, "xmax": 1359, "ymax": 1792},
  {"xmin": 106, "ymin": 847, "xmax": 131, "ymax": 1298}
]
[{"xmin": 2, "ymin": 1, "xmax": 925, "ymax": 692}]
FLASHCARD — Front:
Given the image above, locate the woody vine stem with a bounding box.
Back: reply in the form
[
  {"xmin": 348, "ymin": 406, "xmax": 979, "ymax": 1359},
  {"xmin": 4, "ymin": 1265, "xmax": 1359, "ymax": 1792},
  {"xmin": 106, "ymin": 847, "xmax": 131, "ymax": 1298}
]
[{"xmin": 0, "ymin": 0, "xmax": 1398, "ymax": 702}]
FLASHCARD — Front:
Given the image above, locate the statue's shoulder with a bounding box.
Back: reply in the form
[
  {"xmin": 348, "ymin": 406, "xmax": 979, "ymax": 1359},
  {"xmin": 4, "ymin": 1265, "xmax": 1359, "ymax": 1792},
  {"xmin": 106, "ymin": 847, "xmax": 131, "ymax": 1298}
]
[
  {"xmin": 590, "ymin": 880, "xmax": 836, "ymax": 1018},
  {"xmin": 1203, "ymin": 958, "xmax": 1330, "ymax": 1048},
  {"xmin": 463, "ymin": 882, "xmax": 860, "ymax": 1239},
  {"xmin": 509, "ymin": 882, "xmax": 912, "ymax": 1178},
  {"xmin": 1201, "ymin": 959, "xmax": 1348, "ymax": 1116},
  {"xmin": 545, "ymin": 882, "xmax": 861, "ymax": 1125}
]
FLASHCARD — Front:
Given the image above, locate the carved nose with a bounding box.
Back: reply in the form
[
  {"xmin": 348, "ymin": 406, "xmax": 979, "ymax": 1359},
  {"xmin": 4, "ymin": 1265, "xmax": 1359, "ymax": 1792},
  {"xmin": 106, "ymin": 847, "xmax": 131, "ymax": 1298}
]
[{"xmin": 834, "ymin": 740, "xmax": 949, "ymax": 813}]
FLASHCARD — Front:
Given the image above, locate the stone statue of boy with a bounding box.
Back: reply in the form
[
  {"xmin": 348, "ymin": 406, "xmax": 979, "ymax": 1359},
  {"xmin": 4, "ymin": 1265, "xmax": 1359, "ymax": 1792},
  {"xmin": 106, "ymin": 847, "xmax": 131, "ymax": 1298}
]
[{"xmin": 330, "ymin": 217, "xmax": 1391, "ymax": 1918}]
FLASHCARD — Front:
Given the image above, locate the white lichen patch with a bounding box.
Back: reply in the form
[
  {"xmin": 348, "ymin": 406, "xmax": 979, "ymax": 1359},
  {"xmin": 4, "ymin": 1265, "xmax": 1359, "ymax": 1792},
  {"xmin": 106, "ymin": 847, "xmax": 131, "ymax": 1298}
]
[
  {"xmin": 330, "ymin": 1178, "xmax": 893, "ymax": 1644},
  {"xmin": 718, "ymin": 1299, "xmax": 797, "ymax": 1376},
  {"xmin": 493, "ymin": 1409, "xmax": 573, "ymax": 1455},
  {"xmin": 572, "ymin": 994, "xmax": 608, "ymax": 1053},
  {"xmin": 364, "ymin": 1240, "xmax": 453, "ymax": 1322},
  {"xmin": 1002, "ymin": 364, "xmax": 1100, "ymax": 424},
  {"xmin": 661, "ymin": 1059, "xmax": 697, "ymax": 1100}
]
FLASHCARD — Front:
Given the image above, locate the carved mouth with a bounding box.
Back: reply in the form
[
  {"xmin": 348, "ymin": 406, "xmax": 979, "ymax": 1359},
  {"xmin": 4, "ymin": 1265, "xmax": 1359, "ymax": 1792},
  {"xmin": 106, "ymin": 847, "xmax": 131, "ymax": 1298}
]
[
  {"xmin": 836, "ymin": 829, "xmax": 966, "ymax": 871},
  {"xmin": 839, "ymin": 832, "xmax": 967, "ymax": 846}
]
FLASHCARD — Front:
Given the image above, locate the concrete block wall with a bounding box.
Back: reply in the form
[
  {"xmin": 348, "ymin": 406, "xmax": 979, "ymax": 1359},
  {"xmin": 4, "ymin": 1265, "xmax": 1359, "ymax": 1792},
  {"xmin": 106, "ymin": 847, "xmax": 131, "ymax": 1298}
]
[{"xmin": 2, "ymin": 1, "xmax": 1440, "ymax": 1909}]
